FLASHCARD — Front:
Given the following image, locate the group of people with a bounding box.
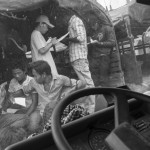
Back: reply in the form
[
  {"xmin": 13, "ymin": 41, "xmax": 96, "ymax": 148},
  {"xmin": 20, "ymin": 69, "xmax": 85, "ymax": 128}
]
[
  {"xmin": 0, "ymin": 10, "xmax": 116, "ymax": 149},
  {"xmin": 30, "ymin": 13, "xmax": 96, "ymax": 113}
]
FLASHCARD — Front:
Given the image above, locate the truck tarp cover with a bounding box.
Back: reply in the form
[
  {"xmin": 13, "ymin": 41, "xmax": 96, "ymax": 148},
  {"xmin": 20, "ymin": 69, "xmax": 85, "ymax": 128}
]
[
  {"xmin": 110, "ymin": 1, "xmax": 150, "ymax": 24},
  {"xmin": 109, "ymin": 1, "xmax": 150, "ymax": 39},
  {"xmin": 0, "ymin": 0, "xmax": 49, "ymax": 11},
  {"xmin": 0, "ymin": 0, "xmax": 111, "ymax": 26}
]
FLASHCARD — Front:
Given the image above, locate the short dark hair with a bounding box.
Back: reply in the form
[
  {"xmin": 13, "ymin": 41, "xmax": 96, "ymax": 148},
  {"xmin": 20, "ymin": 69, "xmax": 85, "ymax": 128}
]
[
  {"xmin": 29, "ymin": 60, "xmax": 51, "ymax": 75},
  {"xmin": 11, "ymin": 60, "xmax": 27, "ymax": 72}
]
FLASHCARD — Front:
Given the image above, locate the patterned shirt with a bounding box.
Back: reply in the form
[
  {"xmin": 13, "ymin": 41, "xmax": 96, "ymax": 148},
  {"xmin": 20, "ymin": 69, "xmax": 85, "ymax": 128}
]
[
  {"xmin": 68, "ymin": 15, "xmax": 88, "ymax": 62},
  {"xmin": 8, "ymin": 75, "xmax": 33, "ymax": 107},
  {"xmin": 23, "ymin": 75, "xmax": 76, "ymax": 115}
]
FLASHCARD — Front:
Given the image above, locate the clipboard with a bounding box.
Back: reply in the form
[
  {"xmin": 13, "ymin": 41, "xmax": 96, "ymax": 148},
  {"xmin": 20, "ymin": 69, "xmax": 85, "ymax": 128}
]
[
  {"xmin": 57, "ymin": 32, "xmax": 69, "ymax": 43},
  {"xmin": 46, "ymin": 32, "xmax": 69, "ymax": 44}
]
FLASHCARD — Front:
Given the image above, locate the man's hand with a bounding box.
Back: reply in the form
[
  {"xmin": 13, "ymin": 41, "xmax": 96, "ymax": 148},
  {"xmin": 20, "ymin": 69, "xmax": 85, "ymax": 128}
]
[{"xmin": 51, "ymin": 37, "xmax": 58, "ymax": 45}]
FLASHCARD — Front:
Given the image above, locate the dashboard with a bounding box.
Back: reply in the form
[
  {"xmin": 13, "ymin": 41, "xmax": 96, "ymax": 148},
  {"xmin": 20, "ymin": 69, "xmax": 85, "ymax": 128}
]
[
  {"xmin": 43, "ymin": 99, "xmax": 150, "ymax": 150},
  {"xmin": 46, "ymin": 120, "xmax": 114, "ymax": 150},
  {"xmin": 45, "ymin": 100, "xmax": 150, "ymax": 150},
  {"xmin": 6, "ymin": 97, "xmax": 150, "ymax": 150}
]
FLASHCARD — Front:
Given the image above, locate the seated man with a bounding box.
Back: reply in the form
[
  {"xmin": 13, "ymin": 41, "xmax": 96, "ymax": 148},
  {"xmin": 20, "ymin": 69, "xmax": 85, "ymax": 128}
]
[
  {"xmin": 1, "ymin": 60, "xmax": 41, "ymax": 133},
  {"xmin": 23, "ymin": 60, "xmax": 94, "ymax": 128}
]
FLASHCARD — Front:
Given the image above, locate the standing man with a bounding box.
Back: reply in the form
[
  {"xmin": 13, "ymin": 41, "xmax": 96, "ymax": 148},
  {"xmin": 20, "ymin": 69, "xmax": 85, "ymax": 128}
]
[
  {"xmin": 31, "ymin": 15, "xmax": 58, "ymax": 76},
  {"xmin": 63, "ymin": 12, "xmax": 95, "ymax": 113},
  {"xmin": 88, "ymin": 18, "xmax": 116, "ymax": 87}
]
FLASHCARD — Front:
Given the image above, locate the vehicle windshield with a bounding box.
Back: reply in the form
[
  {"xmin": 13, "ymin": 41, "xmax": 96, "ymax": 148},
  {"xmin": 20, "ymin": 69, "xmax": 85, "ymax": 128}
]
[{"xmin": 0, "ymin": 0, "xmax": 150, "ymax": 149}]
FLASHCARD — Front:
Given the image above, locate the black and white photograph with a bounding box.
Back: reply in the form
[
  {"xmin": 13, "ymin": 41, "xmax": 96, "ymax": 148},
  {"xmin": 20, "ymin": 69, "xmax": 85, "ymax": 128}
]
[{"xmin": 0, "ymin": 0, "xmax": 150, "ymax": 150}]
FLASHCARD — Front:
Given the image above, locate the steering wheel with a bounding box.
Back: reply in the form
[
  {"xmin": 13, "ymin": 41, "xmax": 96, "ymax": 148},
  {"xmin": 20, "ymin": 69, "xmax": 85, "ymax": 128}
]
[{"xmin": 51, "ymin": 87, "xmax": 150, "ymax": 150}]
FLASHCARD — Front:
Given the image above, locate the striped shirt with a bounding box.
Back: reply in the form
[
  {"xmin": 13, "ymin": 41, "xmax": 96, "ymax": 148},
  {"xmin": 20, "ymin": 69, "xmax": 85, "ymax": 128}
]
[{"xmin": 68, "ymin": 15, "xmax": 88, "ymax": 62}]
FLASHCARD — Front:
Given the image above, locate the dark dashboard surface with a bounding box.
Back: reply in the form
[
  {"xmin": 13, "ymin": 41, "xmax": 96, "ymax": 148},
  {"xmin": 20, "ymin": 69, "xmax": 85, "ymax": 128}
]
[
  {"xmin": 46, "ymin": 120, "xmax": 114, "ymax": 150},
  {"xmin": 45, "ymin": 99, "xmax": 150, "ymax": 150},
  {"xmin": 6, "ymin": 98, "xmax": 150, "ymax": 150},
  {"xmin": 46, "ymin": 111, "xmax": 150, "ymax": 150}
]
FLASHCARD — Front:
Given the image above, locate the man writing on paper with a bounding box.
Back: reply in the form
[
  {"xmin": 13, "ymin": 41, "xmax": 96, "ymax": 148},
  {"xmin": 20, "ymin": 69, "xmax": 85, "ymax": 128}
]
[
  {"xmin": 31, "ymin": 15, "xmax": 59, "ymax": 76},
  {"xmin": 88, "ymin": 16, "xmax": 116, "ymax": 87}
]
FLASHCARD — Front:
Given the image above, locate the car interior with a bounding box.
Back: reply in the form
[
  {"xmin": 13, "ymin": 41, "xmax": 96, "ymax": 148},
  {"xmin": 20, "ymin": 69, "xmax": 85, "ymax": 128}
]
[{"xmin": 5, "ymin": 86, "xmax": 150, "ymax": 150}]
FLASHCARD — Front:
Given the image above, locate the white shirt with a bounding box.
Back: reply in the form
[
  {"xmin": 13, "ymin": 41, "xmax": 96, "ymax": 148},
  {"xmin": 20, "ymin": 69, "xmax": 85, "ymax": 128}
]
[
  {"xmin": 30, "ymin": 30, "xmax": 58, "ymax": 76},
  {"xmin": 8, "ymin": 75, "xmax": 33, "ymax": 108}
]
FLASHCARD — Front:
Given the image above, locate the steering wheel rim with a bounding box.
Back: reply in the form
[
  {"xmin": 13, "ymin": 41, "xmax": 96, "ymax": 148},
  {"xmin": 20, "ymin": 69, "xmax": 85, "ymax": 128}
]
[{"xmin": 51, "ymin": 87, "xmax": 150, "ymax": 150}]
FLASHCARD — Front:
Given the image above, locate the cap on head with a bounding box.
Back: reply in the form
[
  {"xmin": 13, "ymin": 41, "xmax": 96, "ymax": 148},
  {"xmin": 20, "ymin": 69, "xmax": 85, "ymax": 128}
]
[{"xmin": 36, "ymin": 15, "xmax": 54, "ymax": 28}]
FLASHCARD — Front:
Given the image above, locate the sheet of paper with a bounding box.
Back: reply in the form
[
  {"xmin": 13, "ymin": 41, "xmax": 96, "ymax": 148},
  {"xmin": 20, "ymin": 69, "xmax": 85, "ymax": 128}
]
[
  {"xmin": 7, "ymin": 108, "xmax": 18, "ymax": 113},
  {"xmin": 47, "ymin": 32, "xmax": 69, "ymax": 44},
  {"xmin": 87, "ymin": 39, "xmax": 98, "ymax": 45},
  {"xmin": 46, "ymin": 33, "xmax": 69, "ymax": 51},
  {"xmin": 57, "ymin": 32, "xmax": 69, "ymax": 43},
  {"xmin": 14, "ymin": 97, "xmax": 26, "ymax": 107},
  {"xmin": 25, "ymin": 51, "xmax": 31, "ymax": 55}
]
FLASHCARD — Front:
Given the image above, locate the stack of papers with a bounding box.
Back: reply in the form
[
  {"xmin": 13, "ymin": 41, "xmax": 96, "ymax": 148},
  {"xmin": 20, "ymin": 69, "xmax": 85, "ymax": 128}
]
[{"xmin": 13, "ymin": 97, "xmax": 26, "ymax": 107}]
